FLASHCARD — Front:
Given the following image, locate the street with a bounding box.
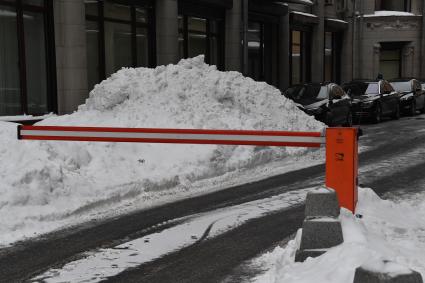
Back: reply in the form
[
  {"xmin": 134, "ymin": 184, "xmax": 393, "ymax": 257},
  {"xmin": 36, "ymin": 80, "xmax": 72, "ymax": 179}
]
[{"xmin": 0, "ymin": 114, "xmax": 424, "ymax": 283}]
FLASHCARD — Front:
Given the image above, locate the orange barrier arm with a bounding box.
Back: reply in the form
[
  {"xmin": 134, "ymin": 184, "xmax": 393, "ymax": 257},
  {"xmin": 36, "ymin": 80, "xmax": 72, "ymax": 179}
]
[{"xmin": 325, "ymin": 128, "xmax": 358, "ymax": 212}]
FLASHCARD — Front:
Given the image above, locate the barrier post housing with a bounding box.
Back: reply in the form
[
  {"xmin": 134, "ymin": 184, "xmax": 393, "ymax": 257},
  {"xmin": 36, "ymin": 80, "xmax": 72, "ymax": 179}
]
[{"xmin": 325, "ymin": 128, "xmax": 358, "ymax": 212}]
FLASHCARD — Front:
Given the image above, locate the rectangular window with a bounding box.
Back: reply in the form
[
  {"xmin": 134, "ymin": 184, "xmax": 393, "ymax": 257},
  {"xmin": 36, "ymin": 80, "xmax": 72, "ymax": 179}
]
[
  {"xmin": 290, "ymin": 29, "xmax": 311, "ymax": 85},
  {"xmin": 178, "ymin": 15, "xmax": 224, "ymax": 69},
  {"xmin": 291, "ymin": 31, "xmax": 301, "ymax": 84},
  {"xmin": 247, "ymin": 21, "xmax": 263, "ymax": 82},
  {"xmin": 324, "ymin": 32, "xmax": 333, "ymax": 82},
  {"xmin": 24, "ymin": 10, "xmax": 48, "ymax": 114},
  {"xmin": 0, "ymin": 5, "xmax": 21, "ymax": 115},
  {"xmin": 0, "ymin": 1, "xmax": 55, "ymax": 116},
  {"xmin": 247, "ymin": 19, "xmax": 279, "ymax": 86},
  {"xmin": 380, "ymin": 49, "xmax": 401, "ymax": 80},
  {"xmin": 104, "ymin": 21, "xmax": 132, "ymax": 77},
  {"xmin": 375, "ymin": 0, "xmax": 411, "ymax": 12},
  {"xmin": 85, "ymin": 0, "xmax": 154, "ymax": 90},
  {"xmin": 188, "ymin": 17, "xmax": 207, "ymax": 59},
  {"xmin": 86, "ymin": 20, "xmax": 100, "ymax": 91}
]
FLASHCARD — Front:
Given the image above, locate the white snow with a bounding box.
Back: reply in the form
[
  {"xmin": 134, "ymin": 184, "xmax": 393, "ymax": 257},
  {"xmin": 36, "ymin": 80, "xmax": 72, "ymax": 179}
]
[
  {"xmin": 363, "ymin": 11, "xmax": 417, "ymax": 17},
  {"xmin": 251, "ymin": 187, "xmax": 425, "ymax": 283},
  {"xmin": 0, "ymin": 56, "xmax": 324, "ymax": 247},
  {"xmin": 326, "ymin": 18, "xmax": 348, "ymax": 24},
  {"xmin": 291, "ymin": 11, "xmax": 318, "ymax": 18},
  {"xmin": 293, "ymin": 0, "xmax": 313, "ymax": 5}
]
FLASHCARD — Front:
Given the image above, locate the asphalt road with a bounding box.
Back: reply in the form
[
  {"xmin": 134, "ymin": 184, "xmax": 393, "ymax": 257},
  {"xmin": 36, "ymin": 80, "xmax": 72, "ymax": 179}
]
[{"xmin": 1, "ymin": 115, "xmax": 425, "ymax": 283}]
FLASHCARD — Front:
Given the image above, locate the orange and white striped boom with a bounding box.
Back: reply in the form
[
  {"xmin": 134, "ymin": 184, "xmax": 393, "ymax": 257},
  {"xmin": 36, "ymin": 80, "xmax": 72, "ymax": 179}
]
[{"xmin": 17, "ymin": 125, "xmax": 325, "ymax": 148}]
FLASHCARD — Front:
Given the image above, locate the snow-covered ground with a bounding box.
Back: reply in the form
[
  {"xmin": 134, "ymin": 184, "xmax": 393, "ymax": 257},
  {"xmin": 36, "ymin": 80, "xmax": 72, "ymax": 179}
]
[
  {"xmin": 251, "ymin": 187, "xmax": 425, "ymax": 283},
  {"xmin": 0, "ymin": 56, "xmax": 324, "ymax": 247}
]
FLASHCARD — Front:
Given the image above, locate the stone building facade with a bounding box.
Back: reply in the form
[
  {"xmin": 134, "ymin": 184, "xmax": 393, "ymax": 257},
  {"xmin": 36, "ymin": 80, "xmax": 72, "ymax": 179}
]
[
  {"xmin": 353, "ymin": 0, "xmax": 425, "ymax": 81},
  {"xmin": 1, "ymin": 0, "xmax": 424, "ymax": 116}
]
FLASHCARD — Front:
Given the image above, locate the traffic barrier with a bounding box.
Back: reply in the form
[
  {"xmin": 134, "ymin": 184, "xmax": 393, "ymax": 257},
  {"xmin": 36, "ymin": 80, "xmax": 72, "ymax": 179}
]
[{"xmin": 17, "ymin": 125, "xmax": 359, "ymax": 212}]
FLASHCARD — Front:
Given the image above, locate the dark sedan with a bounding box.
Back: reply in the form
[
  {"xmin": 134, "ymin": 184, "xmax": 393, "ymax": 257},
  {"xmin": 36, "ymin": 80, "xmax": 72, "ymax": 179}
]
[
  {"xmin": 283, "ymin": 83, "xmax": 352, "ymax": 126},
  {"xmin": 390, "ymin": 79, "xmax": 425, "ymax": 115},
  {"xmin": 342, "ymin": 80, "xmax": 400, "ymax": 123}
]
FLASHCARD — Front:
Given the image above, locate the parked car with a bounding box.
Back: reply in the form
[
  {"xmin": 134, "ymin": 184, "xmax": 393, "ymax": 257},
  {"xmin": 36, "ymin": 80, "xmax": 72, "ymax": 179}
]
[
  {"xmin": 390, "ymin": 79, "xmax": 425, "ymax": 115},
  {"xmin": 283, "ymin": 82, "xmax": 352, "ymax": 126},
  {"xmin": 342, "ymin": 80, "xmax": 400, "ymax": 123}
]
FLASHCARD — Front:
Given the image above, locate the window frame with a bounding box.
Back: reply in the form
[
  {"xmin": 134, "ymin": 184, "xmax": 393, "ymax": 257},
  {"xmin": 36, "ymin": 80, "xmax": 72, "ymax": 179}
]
[
  {"xmin": 289, "ymin": 28, "xmax": 311, "ymax": 85},
  {"xmin": 85, "ymin": 0, "xmax": 156, "ymax": 83},
  {"xmin": 0, "ymin": 0, "xmax": 57, "ymax": 115},
  {"xmin": 178, "ymin": 17, "xmax": 224, "ymax": 70}
]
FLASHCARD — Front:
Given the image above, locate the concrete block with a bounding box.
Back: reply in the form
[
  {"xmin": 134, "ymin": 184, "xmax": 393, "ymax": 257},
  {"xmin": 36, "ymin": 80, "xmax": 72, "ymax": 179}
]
[
  {"xmin": 299, "ymin": 218, "xmax": 343, "ymax": 250},
  {"xmin": 354, "ymin": 260, "xmax": 423, "ymax": 283},
  {"xmin": 305, "ymin": 187, "xmax": 340, "ymax": 218},
  {"xmin": 295, "ymin": 248, "xmax": 327, "ymax": 262}
]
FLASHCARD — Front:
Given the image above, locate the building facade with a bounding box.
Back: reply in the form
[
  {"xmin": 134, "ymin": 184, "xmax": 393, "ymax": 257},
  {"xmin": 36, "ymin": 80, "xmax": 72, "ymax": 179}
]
[{"xmin": 0, "ymin": 0, "xmax": 424, "ymax": 116}]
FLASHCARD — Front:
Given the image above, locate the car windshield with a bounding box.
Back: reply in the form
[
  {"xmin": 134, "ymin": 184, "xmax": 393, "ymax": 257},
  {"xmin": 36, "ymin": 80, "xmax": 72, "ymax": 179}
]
[
  {"xmin": 284, "ymin": 85, "xmax": 328, "ymax": 105},
  {"xmin": 343, "ymin": 82, "xmax": 375, "ymax": 97},
  {"xmin": 391, "ymin": 81, "xmax": 411, "ymax": 92},
  {"xmin": 365, "ymin": 83, "xmax": 379, "ymax": 94}
]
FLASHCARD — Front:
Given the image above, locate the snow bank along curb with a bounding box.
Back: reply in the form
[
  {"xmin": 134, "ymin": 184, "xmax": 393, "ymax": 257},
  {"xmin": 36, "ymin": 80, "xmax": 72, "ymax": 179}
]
[
  {"xmin": 295, "ymin": 187, "xmax": 343, "ymax": 262},
  {"xmin": 252, "ymin": 188, "xmax": 425, "ymax": 283}
]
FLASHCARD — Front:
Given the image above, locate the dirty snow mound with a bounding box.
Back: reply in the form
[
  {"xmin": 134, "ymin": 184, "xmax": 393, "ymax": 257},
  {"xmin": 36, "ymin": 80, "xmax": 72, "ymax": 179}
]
[{"xmin": 0, "ymin": 56, "xmax": 324, "ymax": 246}]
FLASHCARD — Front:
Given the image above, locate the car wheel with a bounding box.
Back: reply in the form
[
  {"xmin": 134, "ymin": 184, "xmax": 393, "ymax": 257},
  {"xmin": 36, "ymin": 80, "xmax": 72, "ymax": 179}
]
[
  {"xmin": 343, "ymin": 111, "xmax": 353, "ymax": 127},
  {"xmin": 372, "ymin": 104, "xmax": 382, "ymax": 124},
  {"xmin": 409, "ymin": 101, "xmax": 416, "ymax": 116},
  {"xmin": 392, "ymin": 104, "xmax": 400, "ymax": 120}
]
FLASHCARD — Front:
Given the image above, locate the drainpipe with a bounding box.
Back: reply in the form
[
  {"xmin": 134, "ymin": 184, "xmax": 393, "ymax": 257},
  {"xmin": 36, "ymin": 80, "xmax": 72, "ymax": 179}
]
[{"xmin": 242, "ymin": 0, "xmax": 249, "ymax": 75}]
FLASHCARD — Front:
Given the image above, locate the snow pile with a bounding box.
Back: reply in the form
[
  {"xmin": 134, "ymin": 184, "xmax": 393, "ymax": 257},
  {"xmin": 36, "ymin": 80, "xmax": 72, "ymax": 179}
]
[
  {"xmin": 0, "ymin": 56, "xmax": 323, "ymax": 246},
  {"xmin": 252, "ymin": 187, "xmax": 425, "ymax": 283}
]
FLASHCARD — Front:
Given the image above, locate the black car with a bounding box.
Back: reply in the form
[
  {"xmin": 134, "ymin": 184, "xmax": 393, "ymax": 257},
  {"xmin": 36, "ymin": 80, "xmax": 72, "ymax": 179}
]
[
  {"xmin": 390, "ymin": 79, "xmax": 425, "ymax": 115},
  {"xmin": 283, "ymin": 83, "xmax": 352, "ymax": 126},
  {"xmin": 342, "ymin": 80, "xmax": 400, "ymax": 123}
]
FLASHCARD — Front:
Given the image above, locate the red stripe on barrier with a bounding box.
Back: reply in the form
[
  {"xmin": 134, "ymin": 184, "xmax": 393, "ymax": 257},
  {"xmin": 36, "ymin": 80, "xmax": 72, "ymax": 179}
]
[
  {"xmin": 20, "ymin": 125, "xmax": 322, "ymax": 137},
  {"xmin": 21, "ymin": 135, "xmax": 322, "ymax": 147}
]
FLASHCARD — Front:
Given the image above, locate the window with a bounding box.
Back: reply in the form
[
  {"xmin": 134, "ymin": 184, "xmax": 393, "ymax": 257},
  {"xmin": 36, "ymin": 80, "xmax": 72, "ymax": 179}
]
[
  {"xmin": 85, "ymin": 0, "xmax": 154, "ymax": 91},
  {"xmin": 324, "ymin": 32, "xmax": 333, "ymax": 82},
  {"xmin": 290, "ymin": 29, "xmax": 311, "ymax": 85},
  {"xmin": 375, "ymin": 0, "xmax": 411, "ymax": 12},
  {"xmin": 247, "ymin": 19, "xmax": 279, "ymax": 86},
  {"xmin": 324, "ymin": 31, "xmax": 342, "ymax": 83},
  {"xmin": 178, "ymin": 15, "xmax": 223, "ymax": 68},
  {"xmin": 380, "ymin": 49, "xmax": 401, "ymax": 80},
  {"xmin": 0, "ymin": 0, "xmax": 56, "ymax": 116},
  {"xmin": 247, "ymin": 21, "xmax": 263, "ymax": 82},
  {"xmin": 366, "ymin": 83, "xmax": 379, "ymax": 94}
]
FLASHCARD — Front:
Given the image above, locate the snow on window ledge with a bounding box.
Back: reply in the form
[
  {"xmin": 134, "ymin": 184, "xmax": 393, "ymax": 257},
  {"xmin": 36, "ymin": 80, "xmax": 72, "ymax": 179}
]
[{"xmin": 363, "ymin": 11, "xmax": 418, "ymax": 17}]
